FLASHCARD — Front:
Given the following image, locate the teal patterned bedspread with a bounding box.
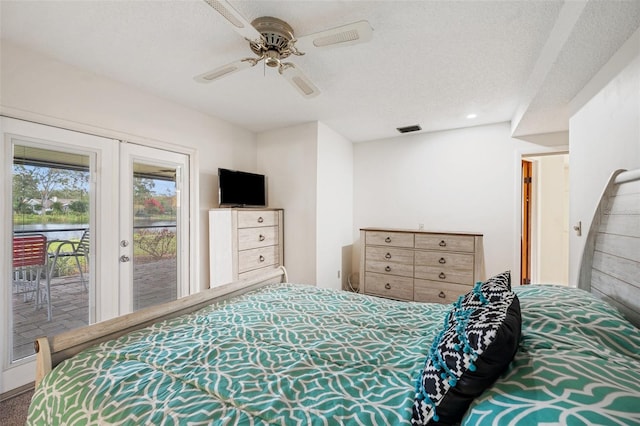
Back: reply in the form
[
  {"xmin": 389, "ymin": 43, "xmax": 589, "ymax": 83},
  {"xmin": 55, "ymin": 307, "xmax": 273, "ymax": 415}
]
[
  {"xmin": 27, "ymin": 284, "xmax": 448, "ymax": 425},
  {"xmin": 465, "ymin": 285, "xmax": 640, "ymax": 426},
  {"xmin": 27, "ymin": 284, "xmax": 640, "ymax": 425}
]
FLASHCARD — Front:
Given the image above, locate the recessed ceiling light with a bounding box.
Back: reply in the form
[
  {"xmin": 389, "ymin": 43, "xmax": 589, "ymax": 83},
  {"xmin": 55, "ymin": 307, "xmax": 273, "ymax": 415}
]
[{"xmin": 466, "ymin": 113, "xmax": 477, "ymax": 119}]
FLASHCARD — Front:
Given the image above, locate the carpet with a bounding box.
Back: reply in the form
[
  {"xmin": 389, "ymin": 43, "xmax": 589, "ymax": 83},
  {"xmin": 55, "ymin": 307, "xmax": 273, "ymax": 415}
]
[{"xmin": 0, "ymin": 388, "xmax": 34, "ymax": 426}]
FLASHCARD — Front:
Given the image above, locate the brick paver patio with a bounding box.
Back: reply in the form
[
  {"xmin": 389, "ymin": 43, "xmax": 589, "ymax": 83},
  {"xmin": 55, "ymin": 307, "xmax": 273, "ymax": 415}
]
[{"xmin": 11, "ymin": 257, "xmax": 177, "ymax": 361}]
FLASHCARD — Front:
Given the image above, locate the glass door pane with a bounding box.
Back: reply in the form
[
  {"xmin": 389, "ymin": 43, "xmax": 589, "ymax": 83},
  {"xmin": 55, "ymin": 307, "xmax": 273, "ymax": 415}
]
[
  {"xmin": 11, "ymin": 144, "xmax": 92, "ymax": 362},
  {"xmin": 132, "ymin": 163, "xmax": 177, "ymax": 310},
  {"xmin": 119, "ymin": 143, "xmax": 189, "ymax": 314}
]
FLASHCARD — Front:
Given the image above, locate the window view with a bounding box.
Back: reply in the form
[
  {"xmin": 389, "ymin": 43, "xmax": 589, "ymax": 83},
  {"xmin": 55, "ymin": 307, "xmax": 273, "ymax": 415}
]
[
  {"xmin": 11, "ymin": 145, "xmax": 90, "ymax": 361},
  {"xmin": 132, "ymin": 163, "xmax": 178, "ymax": 311}
]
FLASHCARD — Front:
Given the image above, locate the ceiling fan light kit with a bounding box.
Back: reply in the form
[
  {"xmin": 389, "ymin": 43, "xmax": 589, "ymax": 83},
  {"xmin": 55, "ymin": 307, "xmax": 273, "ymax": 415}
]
[{"xmin": 196, "ymin": 0, "xmax": 373, "ymax": 99}]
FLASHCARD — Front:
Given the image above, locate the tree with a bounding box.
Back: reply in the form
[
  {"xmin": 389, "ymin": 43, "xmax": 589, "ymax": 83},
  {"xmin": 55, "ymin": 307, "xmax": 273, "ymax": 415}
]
[
  {"xmin": 13, "ymin": 164, "xmax": 89, "ymax": 221},
  {"xmin": 69, "ymin": 200, "xmax": 88, "ymax": 213},
  {"xmin": 134, "ymin": 178, "xmax": 155, "ymax": 201},
  {"xmin": 14, "ymin": 165, "xmax": 68, "ymax": 221},
  {"xmin": 15, "ymin": 202, "xmax": 34, "ymax": 214},
  {"xmin": 12, "ymin": 165, "xmax": 39, "ymax": 211},
  {"xmin": 51, "ymin": 201, "xmax": 64, "ymax": 214},
  {"xmin": 144, "ymin": 198, "xmax": 165, "ymax": 215}
]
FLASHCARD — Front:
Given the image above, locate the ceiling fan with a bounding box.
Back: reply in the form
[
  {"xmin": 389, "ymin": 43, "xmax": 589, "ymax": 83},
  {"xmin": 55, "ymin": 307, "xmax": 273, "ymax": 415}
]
[{"xmin": 195, "ymin": 0, "xmax": 373, "ymax": 98}]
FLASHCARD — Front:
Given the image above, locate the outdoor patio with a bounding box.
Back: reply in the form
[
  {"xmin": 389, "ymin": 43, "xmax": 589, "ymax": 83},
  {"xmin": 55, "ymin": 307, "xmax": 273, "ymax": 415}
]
[{"xmin": 12, "ymin": 257, "xmax": 177, "ymax": 361}]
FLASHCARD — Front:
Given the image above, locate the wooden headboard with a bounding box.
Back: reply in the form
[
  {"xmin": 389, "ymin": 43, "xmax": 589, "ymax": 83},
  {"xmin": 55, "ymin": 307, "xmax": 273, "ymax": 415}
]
[{"xmin": 579, "ymin": 168, "xmax": 640, "ymax": 328}]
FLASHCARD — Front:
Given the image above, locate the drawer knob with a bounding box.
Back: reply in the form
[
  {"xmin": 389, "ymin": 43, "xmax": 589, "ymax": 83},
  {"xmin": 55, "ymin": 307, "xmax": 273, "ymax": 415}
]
[
  {"xmin": 438, "ymin": 291, "xmax": 446, "ymax": 299},
  {"xmin": 385, "ymin": 283, "xmax": 391, "ymax": 290},
  {"xmin": 439, "ymin": 257, "xmax": 446, "ymax": 264},
  {"xmin": 385, "ymin": 237, "xmax": 392, "ymax": 243},
  {"xmin": 439, "ymin": 272, "xmax": 446, "ymax": 279},
  {"xmin": 385, "ymin": 266, "xmax": 391, "ymax": 272},
  {"xmin": 385, "ymin": 252, "xmax": 392, "ymax": 259},
  {"xmin": 257, "ymin": 216, "xmax": 264, "ymax": 223},
  {"xmin": 259, "ymin": 255, "xmax": 265, "ymax": 262},
  {"xmin": 259, "ymin": 234, "xmax": 265, "ymax": 242},
  {"xmin": 439, "ymin": 240, "xmax": 447, "ymax": 247}
]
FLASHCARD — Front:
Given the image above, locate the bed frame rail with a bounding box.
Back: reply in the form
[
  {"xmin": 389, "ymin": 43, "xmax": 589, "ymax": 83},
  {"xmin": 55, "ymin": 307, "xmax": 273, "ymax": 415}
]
[{"xmin": 35, "ymin": 266, "xmax": 288, "ymax": 387}]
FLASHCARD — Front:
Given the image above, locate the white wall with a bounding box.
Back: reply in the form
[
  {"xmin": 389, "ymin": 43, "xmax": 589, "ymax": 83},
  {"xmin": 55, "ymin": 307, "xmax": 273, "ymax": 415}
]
[
  {"xmin": 256, "ymin": 121, "xmax": 354, "ymax": 289},
  {"xmin": 353, "ymin": 122, "xmax": 557, "ymax": 283},
  {"xmin": 569, "ymin": 39, "xmax": 640, "ymax": 286},
  {"xmin": 0, "ymin": 40, "xmax": 257, "ymax": 291},
  {"xmin": 316, "ymin": 122, "xmax": 353, "ymax": 290},
  {"xmin": 257, "ymin": 123, "xmax": 318, "ymax": 284}
]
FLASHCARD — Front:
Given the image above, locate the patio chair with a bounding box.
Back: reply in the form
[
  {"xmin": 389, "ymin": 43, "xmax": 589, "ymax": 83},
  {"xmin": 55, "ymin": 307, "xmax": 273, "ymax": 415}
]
[
  {"xmin": 13, "ymin": 234, "xmax": 52, "ymax": 321},
  {"xmin": 48, "ymin": 229, "xmax": 90, "ymax": 290}
]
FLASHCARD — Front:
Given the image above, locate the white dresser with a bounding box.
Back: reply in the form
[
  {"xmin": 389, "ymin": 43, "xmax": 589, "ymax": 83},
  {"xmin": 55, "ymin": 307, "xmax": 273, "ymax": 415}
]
[
  {"xmin": 209, "ymin": 208, "xmax": 284, "ymax": 287},
  {"xmin": 359, "ymin": 228, "xmax": 484, "ymax": 304}
]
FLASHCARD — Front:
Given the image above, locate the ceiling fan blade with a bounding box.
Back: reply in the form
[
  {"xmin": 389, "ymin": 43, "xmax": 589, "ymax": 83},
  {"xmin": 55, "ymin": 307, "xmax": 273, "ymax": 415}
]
[
  {"xmin": 279, "ymin": 63, "xmax": 320, "ymax": 99},
  {"xmin": 194, "ymin": 58, "xmax": 254, "ymax": 83},
  {"xmin": 202, "ymin": 0, "xmax": 262, "ymax": 42},
  {"xmin": 295, "ymin": 20, "xmax": 373, "ymax": 52}
]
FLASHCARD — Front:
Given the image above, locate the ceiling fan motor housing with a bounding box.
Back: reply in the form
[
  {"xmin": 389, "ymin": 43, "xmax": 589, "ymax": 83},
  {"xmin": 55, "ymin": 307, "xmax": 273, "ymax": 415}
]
[{"xmin": 250, "ymin": 16, "xmax": 297, "ymax": 63}]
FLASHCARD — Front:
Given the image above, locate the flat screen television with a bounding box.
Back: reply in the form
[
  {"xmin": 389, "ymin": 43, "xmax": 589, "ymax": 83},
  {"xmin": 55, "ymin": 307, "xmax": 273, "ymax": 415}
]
[{"xmin": 218, "ymin": 168, "xmax": 267, "ymax": 207}]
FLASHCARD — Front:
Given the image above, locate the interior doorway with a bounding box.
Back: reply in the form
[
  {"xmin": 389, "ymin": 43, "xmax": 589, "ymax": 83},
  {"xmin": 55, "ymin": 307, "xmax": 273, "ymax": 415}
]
[{"xmin": 521, "ymin": 153, "xmax": 569, "ymax": 286}]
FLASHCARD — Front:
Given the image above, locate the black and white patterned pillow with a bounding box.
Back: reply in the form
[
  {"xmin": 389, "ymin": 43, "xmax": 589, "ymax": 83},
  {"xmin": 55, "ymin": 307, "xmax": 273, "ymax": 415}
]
[
  {"xmin": 412, "ymin": 275, "xmax": 521, "ymax": 425},
  {"xmin": 460, "ymin": 271, "xmax": 511, "ymax": 308}
]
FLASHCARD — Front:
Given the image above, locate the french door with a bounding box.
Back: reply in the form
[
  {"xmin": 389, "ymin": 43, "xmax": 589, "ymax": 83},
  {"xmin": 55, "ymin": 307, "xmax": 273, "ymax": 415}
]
[
  {"xmin": 1, "ymin": 117, "xmax": 191, "ymax": 393},
  {"xmin": 119, "ymin": 143, "xmax": 190, "ymax": 313}
]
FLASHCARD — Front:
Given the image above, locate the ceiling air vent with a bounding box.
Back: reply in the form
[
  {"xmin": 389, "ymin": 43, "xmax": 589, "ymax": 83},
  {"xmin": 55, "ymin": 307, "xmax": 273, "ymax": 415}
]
[{"xmin": 396, "ymin": 125, "xmax": 422, "ymax": 134}]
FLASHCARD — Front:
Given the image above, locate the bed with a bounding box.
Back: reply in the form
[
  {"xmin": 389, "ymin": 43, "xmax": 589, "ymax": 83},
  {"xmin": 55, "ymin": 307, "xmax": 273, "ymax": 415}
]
[{"xmin": 27, "ymin": 168, "xmax": 640, "ymax": 425}]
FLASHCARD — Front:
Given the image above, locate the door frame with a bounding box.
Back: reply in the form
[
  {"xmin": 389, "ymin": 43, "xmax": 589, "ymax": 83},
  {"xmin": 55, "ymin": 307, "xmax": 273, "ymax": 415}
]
[
  {"xmin": 0, "ymin": 115, "xmax": 199, "ymax": 394},
  {"xmin": 521, "ymin": 160, "xmax": 533, "ymax": 285}
]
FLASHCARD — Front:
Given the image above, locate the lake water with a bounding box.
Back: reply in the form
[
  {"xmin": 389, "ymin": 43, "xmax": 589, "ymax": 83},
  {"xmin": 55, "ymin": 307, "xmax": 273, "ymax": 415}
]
[
  {"xmin": 13, "ymin": 223, "xmax": 88, "ymax": 241},
  {"xmin": 13, "ymin": 222, "xmax": 176, "ymax": 242}
]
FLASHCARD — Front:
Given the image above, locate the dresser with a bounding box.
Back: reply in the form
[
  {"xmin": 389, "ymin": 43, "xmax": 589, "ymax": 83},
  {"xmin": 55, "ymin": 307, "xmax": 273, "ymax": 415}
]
[
  {"xmin": 209, "ymin": 208, "xmax": 284, "ymax": 287},
  {"xmin": 359, "ymin": 228, "xmax": 484, "ymax": 304}
]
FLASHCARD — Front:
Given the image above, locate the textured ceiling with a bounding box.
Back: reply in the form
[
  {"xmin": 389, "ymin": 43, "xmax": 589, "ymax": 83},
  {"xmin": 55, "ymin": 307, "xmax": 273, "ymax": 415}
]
[{"xmin": 1, "ymin": 0, "xmax": 639, "ymax": 143}]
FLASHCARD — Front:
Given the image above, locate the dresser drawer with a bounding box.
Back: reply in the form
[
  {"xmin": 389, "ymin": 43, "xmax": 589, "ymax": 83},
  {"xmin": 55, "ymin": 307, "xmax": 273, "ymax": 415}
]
[
  {"xmin": 365, "ymin": 272, "xmax": 413, "ymax": 301},
  {"xmin": 365, "ymin": 246, "xmax": 414, "ymax": 264},
  {"xmin": 238, "ymin": 226, "xmax": 278, "ymax": 250},
  {"xmin": 414, "ymin": 234, "xmax": 475, "ymax": 252},
  {"xmin": 415, "ymin": 251, "xmax": 474, "ymax": 268},
  {"xmin": 414, "ymin": 251, "xmax": 474, "ymax": 284},
  {"xmin": 365, "ymin": 231, "xmax": 414, "ymax": 248},
  {"xmin": 365, "ymin": 259, "xmax": 414, "ymax": 278},
  {"xmin": 238, "ymin": 246, "xmax": 279, "ymax": 273},
  {"xmin": 414, "ymin": 279, "xmax": 471, "ymax": 304},
  {"xmin": 237, "ymin": 210, "xmax": 278, "ymax": 228}
]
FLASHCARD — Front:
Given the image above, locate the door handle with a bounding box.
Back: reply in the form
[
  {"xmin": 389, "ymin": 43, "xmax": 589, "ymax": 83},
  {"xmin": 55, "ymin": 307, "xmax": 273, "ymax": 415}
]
[{"xmin": 120, "ymin": 255, "xmax": 130, "ymax": 263}]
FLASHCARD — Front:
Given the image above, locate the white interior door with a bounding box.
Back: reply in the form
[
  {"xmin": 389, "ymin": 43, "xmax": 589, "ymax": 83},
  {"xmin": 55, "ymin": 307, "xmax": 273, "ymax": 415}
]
[{"xmin": 119, "ymin": 143, "xmax": 190, "ymax": 314}]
